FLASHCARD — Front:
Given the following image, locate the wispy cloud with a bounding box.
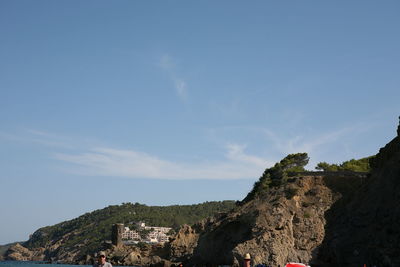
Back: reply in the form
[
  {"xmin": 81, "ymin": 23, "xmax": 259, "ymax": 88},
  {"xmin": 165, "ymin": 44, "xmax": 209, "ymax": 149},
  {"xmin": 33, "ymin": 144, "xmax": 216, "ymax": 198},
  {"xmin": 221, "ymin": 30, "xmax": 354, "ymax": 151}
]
[
  {"xmin": 225, "ymin": 143, "xmax": 271, "ymax": 167},
  {"xmin": 269, "ymin": 122, "xmax": 373, "ymax": 155},
  {"xmin": 261, "ymin": 122, "xmax": 375, "ymax": 167},
  {"xmin": 158, "ymin": 54, "xmax": 174, "ymax": 70},
  {"xmin": 0, "ymin": 128, "xmax": 74, "ymax": 149},
  {"xmin": 206, "ymin": 120, "xmax": 375, "ymax": 169},
  {"xmin": 174, "ymin": 79, "xmax": 188, "ymax": 101},
  {"xmin": 158, "ymin": 54, "xmax": 188, "ymax": 103},
  {"xmin": 262, "ymin": 127, "xmax": 348, "ymax": 156},
  {"xmin": 54, "ymin": 144, "xmax": 271, "ymax": 180},
  {"xmin": 2, "ymin": 119, "xmax": 377, "ymax": 180},
  {"xmin": 54, "ymin": 123, "xmax": 368, "ymax": 179}
]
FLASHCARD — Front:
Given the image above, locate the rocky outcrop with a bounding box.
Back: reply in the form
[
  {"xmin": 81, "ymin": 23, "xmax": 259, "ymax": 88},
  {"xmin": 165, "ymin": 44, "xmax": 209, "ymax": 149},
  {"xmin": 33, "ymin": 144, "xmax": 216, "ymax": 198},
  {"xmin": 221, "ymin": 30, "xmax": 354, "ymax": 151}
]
[
  {"xmin": 169, "ymin": 224, "xmax": 201, "ymax": 262},
  {"xmin": 94, "ymin": 244, "xmax": 173, "ymax": 267},
  {"xmin": 169, "ymin": 174, "xmax": 363, "ymax": 267},
  {"xmin": 3, "ymin": 242, "xmax": 174, "ymax": 266},
  {"xmin": 5, "ymin": 243, "xmax": 45, "ymax": 261},
  {"xmin": 317, "ymin": 122, "xmax": 400, "ymax": 267},
  {"xmin": 168, "ymin": 120, "xmax": 400, "ymax": 267}
]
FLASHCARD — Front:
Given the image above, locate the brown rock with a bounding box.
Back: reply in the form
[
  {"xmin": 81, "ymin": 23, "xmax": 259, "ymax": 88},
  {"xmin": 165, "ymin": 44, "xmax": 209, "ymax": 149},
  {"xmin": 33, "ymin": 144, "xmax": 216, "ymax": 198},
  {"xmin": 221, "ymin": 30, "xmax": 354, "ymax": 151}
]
[
  {"xmin": 5, "ymin": 243, "xmax": 33, "ymax": 261},
  {"xmin": 169, "ymin": 224, "xmax": 200, "ymax": 262},
  {"xmin": 318, "ymin": 132, "xmax": 400, "ymax": 266},
  {"xmin": 170, "ymin": 174, "xmax": 365, "ymax": 267}
]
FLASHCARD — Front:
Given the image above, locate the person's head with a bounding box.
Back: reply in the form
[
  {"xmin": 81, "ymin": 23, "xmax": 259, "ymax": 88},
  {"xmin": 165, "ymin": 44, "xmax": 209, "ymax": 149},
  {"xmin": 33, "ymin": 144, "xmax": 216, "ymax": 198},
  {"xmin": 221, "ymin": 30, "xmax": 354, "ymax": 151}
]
[
  {"xmin": 243, "ymin": 254, "xmax": 251, "ymax": 267},
  {"xmin": 97, "ymin": 251, "xmax": 106, "ymax": 264}
]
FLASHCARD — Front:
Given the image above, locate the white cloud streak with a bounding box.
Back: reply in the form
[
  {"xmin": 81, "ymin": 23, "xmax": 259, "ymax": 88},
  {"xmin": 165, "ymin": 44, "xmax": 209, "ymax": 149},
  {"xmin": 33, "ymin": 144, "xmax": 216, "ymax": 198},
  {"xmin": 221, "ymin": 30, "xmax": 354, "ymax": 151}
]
[
  {"xmin": 158, "ymin": 54, "xmax": 188, "ymax": 103},
  {"xmin": 174, "ymin": 79, "xmax": 188, "ymax": 101},
  {"xmin": 0, "ymin": 129, "xmax": 75, "ymax": 149},
  {"xmin": 261, "ymin": 122, "xmax": 374, "ymax": 167},
  {"xmin": 2, "ymin": 121, "xmax": 376, "ymax": 180},
  {"xmin": 206, "ymin": 120, "xmax": 375, "ymax": 169},
  {"xmin": 270, "ymin": 123, "xmax": 373, "ymax": 156},
  {"xmin": 262, "ymin": 127, "xmax": 350, "ymax": 155},
  {"xmin": 54, "ymin": 144, "xmax": 271, "ymax": 180}
]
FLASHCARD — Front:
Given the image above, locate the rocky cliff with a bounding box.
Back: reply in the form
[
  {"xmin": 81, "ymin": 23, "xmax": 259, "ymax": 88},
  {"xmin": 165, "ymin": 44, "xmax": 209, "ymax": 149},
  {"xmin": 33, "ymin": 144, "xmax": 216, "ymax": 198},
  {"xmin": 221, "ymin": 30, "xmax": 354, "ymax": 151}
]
[
  {"xmin": 317, "ymin": 120, "xmax": 400, "ymax": 267},
  {"xmin": 167, "ymin": 119, "xmax": 400, "ymax": 267},
  {"xmin": 168, "ymin": 174, "xmax": 364, "ymax": 267},
  {"xmin": 4, "ymin": 243, "xmax": 45, "ymax": 261}
]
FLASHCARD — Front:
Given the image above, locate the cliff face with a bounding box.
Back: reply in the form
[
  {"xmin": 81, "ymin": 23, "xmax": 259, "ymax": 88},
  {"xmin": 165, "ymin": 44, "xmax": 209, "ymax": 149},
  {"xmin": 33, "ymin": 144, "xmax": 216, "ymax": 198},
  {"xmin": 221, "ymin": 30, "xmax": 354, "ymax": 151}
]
[
  {"xmin": 168, "ymin": 120, "xmax": 400, "ymax": 267},
  {"xmin": 317, "ymin": 129, "xmax": 400, "ymax": 266},
  {"xmin": 168, "ymin": 224, "xmax": 202, "ymax": 262},
  {"xmin": 170, "ymin": 175, "xmax": 364, "ymax": 267},
  {"xmin": 5, "ymin": 243, "xmax": 45, "ymax": 261}
]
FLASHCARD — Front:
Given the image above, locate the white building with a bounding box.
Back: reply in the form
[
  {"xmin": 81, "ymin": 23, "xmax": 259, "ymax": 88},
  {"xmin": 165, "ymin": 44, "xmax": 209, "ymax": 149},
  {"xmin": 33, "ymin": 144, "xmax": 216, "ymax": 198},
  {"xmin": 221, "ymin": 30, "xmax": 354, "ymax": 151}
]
[
  {"xmin": 122, "ymin": 223, "xmax": 172, "ymax": 244},
  {"xmin": 122, "ymin": 227, "xmax": 140, "ymax": 240},
  {"xmin": 144, "ymin": 226, "xmax": 172, "ymax": 233}
]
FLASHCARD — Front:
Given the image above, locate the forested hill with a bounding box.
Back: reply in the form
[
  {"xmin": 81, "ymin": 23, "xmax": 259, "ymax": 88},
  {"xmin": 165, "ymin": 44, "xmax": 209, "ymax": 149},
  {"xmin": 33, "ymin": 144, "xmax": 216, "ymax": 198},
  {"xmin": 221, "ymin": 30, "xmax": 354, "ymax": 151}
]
[{"xmin": 24, "ymin": 201, "xmax": 235, "ymax": 255}]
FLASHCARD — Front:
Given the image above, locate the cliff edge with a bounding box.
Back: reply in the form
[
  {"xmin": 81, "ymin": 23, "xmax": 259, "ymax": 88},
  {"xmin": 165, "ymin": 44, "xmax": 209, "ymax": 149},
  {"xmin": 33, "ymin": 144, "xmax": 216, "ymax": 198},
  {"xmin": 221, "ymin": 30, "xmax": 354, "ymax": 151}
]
[
  {"xmin": 169, "ymin": 174, "xmax": 363, "ymax": 267},
  {"xmin": 169, "ymin": 118, "xmax": 400, "ymax": 267},
  {"xmin": 317, "ymin": 118, "xmax": 400, "ymax": 267}
]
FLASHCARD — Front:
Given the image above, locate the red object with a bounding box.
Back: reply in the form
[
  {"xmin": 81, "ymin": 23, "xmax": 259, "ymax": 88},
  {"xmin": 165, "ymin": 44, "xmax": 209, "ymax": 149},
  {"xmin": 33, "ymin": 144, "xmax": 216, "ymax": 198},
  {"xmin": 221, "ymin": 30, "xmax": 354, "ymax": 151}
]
[{"xmin": 285, "ymin": 263, "xmax": 310, "ymax": 267}]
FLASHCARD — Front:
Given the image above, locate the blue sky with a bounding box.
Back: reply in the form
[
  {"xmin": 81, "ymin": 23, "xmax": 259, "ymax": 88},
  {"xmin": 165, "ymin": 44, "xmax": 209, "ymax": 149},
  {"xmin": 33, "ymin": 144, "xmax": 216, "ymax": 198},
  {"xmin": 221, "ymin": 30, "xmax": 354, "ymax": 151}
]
[{"xmin": 1, "ymin": 1, "xmax": 399, "ymax": 244}]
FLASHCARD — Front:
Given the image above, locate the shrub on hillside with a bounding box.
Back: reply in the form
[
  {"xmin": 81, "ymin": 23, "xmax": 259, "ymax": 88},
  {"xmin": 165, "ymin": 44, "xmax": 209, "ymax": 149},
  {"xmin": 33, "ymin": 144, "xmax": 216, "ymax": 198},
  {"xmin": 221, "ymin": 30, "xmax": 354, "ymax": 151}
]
[
  {"xmin": 242, "ymin": 153, "xmax": 309, "ymax": 203},
  {"xmin": 315, "ymin": 156, "xmax": 375, "ymax": 172}
]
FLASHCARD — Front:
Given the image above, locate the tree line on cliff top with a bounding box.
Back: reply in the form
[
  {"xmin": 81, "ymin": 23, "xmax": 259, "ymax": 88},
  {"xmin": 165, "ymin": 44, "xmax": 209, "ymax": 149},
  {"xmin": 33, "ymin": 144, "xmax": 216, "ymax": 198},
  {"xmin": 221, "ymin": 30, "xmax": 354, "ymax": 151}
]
[
  {"xmin": 242, "ymin": 152, "xmax": 374, "ymax": 203},
  {"xmin": 315, "ymin": 156, "xmax": 375, "ymax": 172}
]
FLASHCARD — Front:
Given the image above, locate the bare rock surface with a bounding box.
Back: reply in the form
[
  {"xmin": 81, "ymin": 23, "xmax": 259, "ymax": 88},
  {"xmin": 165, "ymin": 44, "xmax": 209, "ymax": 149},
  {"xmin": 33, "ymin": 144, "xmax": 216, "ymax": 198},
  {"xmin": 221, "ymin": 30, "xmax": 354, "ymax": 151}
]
[
  {"xmin": 5, "ymin": 243, "xmax": 45, "ymax": 261},
  {"xmin": 170, "ymin": 175, "xmax": 363, "ymax": 267},
  {"xmin": 168, "ymin": 224, "xmax": 201, "ymax": 262},
  {"xmin": 317, "ymin": 128, "xmax": 400, "ymax": 267}
]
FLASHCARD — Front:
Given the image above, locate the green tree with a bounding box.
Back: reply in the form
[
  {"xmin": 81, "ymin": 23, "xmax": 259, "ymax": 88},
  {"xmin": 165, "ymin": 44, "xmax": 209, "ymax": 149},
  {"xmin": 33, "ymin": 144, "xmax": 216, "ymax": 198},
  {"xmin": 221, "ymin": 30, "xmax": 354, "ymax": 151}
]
[
  {"xmin": 315, "ymin": 156, "xmax": 375, "ymax": 172},
  {"xmin": 242, "ymin": 153, "xmax": 309, "ymax": 203},
  {"xmin": 280, "ymin": 153, "xmax": 310, "ymax": 172},
  {"xmin": 315, "ymin": 162, "xmax": 339, "ymax": 171}
]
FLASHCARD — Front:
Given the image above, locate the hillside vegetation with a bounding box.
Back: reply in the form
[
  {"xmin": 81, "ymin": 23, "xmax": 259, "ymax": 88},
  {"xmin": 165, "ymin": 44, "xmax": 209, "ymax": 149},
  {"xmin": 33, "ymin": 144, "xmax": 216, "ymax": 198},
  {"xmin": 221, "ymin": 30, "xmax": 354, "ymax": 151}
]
[
  {"xmin": 315, "ymin": 156, "xmax": 375, "ymax": 172},
  {"xmin": 24, "ymin": 201, "xmax": 235, "ymax": 255},
  {"xmin": 242, "ymin": 153, "xmax": 309, "ymax": 203},
  {"xmin": 242, "ymin": 153, "xmax": 375, "ymax": 204}
]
